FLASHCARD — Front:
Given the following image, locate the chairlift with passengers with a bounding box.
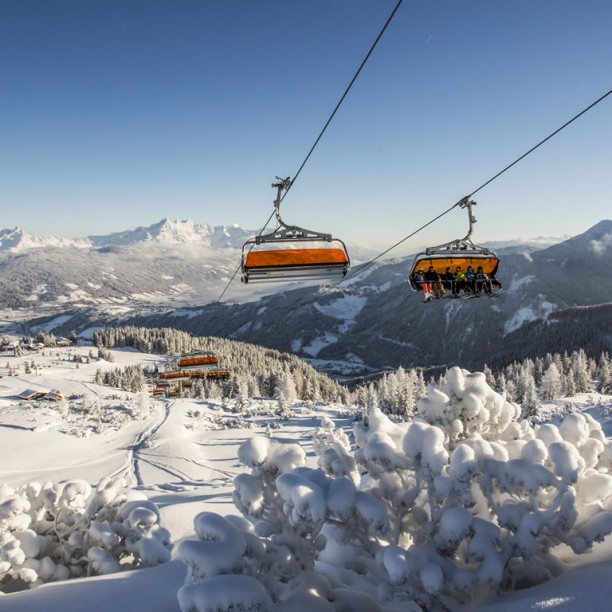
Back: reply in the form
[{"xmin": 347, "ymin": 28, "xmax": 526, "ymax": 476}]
[
  {"xmin": 408, "ymin": 198, "xmax": 502, "ymax": 297},
  {"xmin": 240, "ymin": 177, "xmax": 350, "ymax": 283}
]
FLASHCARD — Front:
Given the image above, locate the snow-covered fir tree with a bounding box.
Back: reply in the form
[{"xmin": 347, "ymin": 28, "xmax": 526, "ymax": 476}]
[{"xmin": 177, "ymin": 366, "xmax": 612, "ymax": 611}]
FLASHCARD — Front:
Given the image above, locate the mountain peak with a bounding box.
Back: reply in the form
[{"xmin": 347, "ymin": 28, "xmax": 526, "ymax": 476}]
[
  {"xmin": 537, "ymin": 219, "xmax": 612, "ymax": 258},
  {"xmin": 0, "ymin": 226, "xmax": 89, "ymax": 252},
  {"xmin": 86, "ymin": 219, "xmax": 255, "ymax": 249},
  {"xmin": 0, "ymin": 219, "xmax": 257, "ymax": 252},
  {"xmin": 149, "ymin": 218, "xmax": 200, "ymax": 243}
]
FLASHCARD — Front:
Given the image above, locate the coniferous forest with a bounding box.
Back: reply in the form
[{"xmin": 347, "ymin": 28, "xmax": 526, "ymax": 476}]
[{"xmin": 91, "ymin": 326, "xmax": 612, "ymax": 416}]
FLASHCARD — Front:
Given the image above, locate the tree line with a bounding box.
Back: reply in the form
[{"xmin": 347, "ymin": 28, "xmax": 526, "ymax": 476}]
[
  {"xmin": 92, "ymin": 326, "xmax": 346, "ymax": 402},
  {"xmin": 90, "ymin": 326, "xmax": 611, "ymax": 411},
  {"xmin": 354, "ymin": 349, "xmax": 612, "ymax": 418}
]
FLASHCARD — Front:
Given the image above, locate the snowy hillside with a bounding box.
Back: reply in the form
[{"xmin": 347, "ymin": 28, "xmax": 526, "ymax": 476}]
[
  {"xmin": 0, "ymin": 219, "xmax": 261, "ymax": 309},
  {"xmin": 107, "ymin": 220, "xmax": 612, "ymax": 376},
  {"xmin": 0, "ymin": 218, "xmax": 379, "ymax": 310},
  {"xmin": 87, "ymin": 218, "xmax": 254, "ymax": 250},
  {"xmin": 1, "ymin": 220, "xmax": 610, "ymax": 377},
  {"xmin": 0, "ymin": 227, "xmax": 91, "ymax": 252},
  {"xmin": 2, "ymin": 343, "xmax": 612, "ymax": 610}
]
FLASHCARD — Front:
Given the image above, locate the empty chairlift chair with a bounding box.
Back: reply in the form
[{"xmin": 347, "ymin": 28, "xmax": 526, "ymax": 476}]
[
  {"xmin": 177, "ymin": 353, "xmax": 218, "ymax": 368},
  {"xmin": 241, "ymin": 177, "xmax": 350, "ymax": 283}
]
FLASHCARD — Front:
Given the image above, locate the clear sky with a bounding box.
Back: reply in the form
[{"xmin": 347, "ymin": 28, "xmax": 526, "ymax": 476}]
[{"xmin": 1, "ymin": 0, "xmax": 610, "ymax": 254}]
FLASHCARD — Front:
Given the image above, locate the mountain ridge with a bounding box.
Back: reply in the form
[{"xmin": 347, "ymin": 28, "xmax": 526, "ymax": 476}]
[
  {"xmin": 0, "ymin": 218, "xmax": 256, "ymax": 253},
  {"xmin": 1, "ymin": 218, "xmax": 575, "ymax": 254},
  {"xmin": 12, "ymin": 219, "xmax": 612, "ymax": 376},
  {"xmin": 0, "ymin": 218, "xmax": 380, "ymax": 308}
]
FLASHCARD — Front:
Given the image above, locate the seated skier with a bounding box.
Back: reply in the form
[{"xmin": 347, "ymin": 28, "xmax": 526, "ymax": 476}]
[{"xmin": 424, "ymin": 266, "xmax": 445, "ymax": 299}]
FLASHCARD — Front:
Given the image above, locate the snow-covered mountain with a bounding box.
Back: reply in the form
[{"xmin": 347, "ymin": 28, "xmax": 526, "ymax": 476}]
[
  {"xmin": 0, "ymin": 226, "xmax": 91, "ymax": 252},
  {"xmin": 16, "ymin": 220, "xmax": 612, "ymax": 376},
  {"xmin": 485, "ymin": 234, "xmax": 573, "ymax": 255},
  {"xmin": 92, "ymin": 220, "xmax": 606, "ymax": 373},
  {"xmin": 0, "ymin": 219, "xmax": 254, "ymax": 252},
  {"xmin": 87, "ymin": 218, "xmax": 253, "ymax": 250},
  {"xmin": 0, "ymin": 219, "xmax": 380, "ymax": 309},
  {"xmin": 0, "ymin": 219, "xmax": 260, "ymax": 308}
]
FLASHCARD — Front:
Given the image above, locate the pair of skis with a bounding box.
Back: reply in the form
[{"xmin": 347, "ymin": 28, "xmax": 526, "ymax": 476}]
[
  {"xmin": 463, "ymin": 289, "xmax": 503, "ymax": 299},
  {"xmin": 423, "ymin": 289, "xmax": 503, "ymax": 303}
]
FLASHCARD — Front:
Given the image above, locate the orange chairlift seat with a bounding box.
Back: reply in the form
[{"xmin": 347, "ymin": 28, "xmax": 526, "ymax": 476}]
[
  {"xmin": 241, "ymin": 177, "xmax": 350, "ymax": 283},
  {"xmin": 159, "ymin": 371, "xmax": 191, "ymax": 380},
  {"xmin": 408, "ymin": 198, "xmax": 502, "ymax": 293},
  {"xmin": 206, "ymin": 370, "xmax": 231, "ymax": 381},
  {"xmin": 165, "ymin": 369, "xmax": 231, "ymax": 380},
  {"xmin": 177, "ymin": 354, "xmax": 218, "ymax": 368}
]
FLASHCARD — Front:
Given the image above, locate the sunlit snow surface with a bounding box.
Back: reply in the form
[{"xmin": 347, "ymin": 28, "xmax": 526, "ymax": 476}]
[
  {"xmin": 1, "ymin": 347, "xmax": 612, "ymax": 611},
  {"xmin": 313, "ymin": 293, "xmax": 367, "ymax": 334},
  {"xmin": 295, "ymin": 293, "xmax": 368, "ymax": 357},
  {"xmin": 503, "ymin": 297, "xmax": 557, "ymax": 335}
]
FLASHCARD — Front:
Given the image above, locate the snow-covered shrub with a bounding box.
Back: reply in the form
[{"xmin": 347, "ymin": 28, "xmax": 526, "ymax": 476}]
[
  {"xmin": 177, "ymin": 367, "xmax": 612, "ymax": 610},
  {"xmin": 178, "ymin": 574, "xmax": 274, "ymax": 612},
  {"xmin": 0, "ymin": 476, "xmax": 170, "ymax": 592},
  {"xmin": 312, "ymin": 416, "xmax": 357, "ymax": 483}
]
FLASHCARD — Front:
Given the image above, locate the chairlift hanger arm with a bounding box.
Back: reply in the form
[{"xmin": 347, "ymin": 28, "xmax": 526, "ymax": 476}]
[
  {"xmin": 458, "ymin": 197, "xmax": 477, "ymax": 241},
  {"xmin": 422, "ymin": 197, "xmax": 485, "ymax": 254},
  {"xmin": 272, "ymin": 176, "xmax": 293, "ymax": 227},
  {"xmin": 245, "ymin": 175, "xmax": 332, "ymax": 244}
]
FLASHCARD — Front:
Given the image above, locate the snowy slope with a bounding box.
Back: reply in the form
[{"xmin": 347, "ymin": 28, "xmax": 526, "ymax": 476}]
[
  {"xmin": 2, "ymin": 345, "xmax": 612, "ymax": 610},
  {"xmin": 0, "ymin": 227, "xmax": 91, "ymax": 252},
  {"xmin": 0, "ymin": 218, "xmax": 380, "ymax": 309},
  {"xmin": 114, "ymin": 220, "xmax": 612, "ymax": 374}
]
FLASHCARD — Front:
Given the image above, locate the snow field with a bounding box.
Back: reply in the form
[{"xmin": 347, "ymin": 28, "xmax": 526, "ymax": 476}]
[
  {"xmin": 178, "ymin": 367, "xmax": 612, "ymax": 611},
  {"xmin": 2, "ymin": 345, "xmax": 612, "ymax": 611}
]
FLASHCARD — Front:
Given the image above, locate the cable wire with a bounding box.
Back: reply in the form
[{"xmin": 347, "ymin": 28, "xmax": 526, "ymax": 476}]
[
  {"xmin": 467, "ymin": 88, "xmax": 612, "ymax": 199},
  {"xmin": 286, "ymin": 0, "xmax": 404, "ymax": 194},
  {"xmin": 342, "ymin": 202, "xmax": 460, "ymax": 282},
  {"xmin": 336, "ymin": 88, "xmax": 612, "ymax": 287},
  {"xmin": 216, "ymin": 0, "xmax": 404, "ymax": 302}
]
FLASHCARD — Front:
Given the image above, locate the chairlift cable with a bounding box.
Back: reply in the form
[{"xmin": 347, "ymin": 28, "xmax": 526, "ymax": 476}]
[
  {"xmin": 467, "ymin": 88, "xmax": 612, "ymax": 199},
  {"xmin": 216, "ymin": 0, "xmax": 404, "ymax": 302},
  {"xmin": 285, "ymin": 0, "xmax": 404, "ymax": 198},
  {"xmin": 217, "ymin": 209, "xmax": 276, "ymax": 302},
  {"xmin": 342, "ymin": 203, "xmax": 460, "ymax": 281},
  {"xmin": 328, "ymin": 87, "xmax": 612, "ymax": 289}
]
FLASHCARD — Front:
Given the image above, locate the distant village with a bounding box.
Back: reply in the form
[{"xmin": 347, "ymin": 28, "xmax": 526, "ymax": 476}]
[
  {"xmin": 1, "ymin": 332, "xmax": 89, "ymax": 404},
  {"xmin": 1, "ymin": 332, "xmax": 76, "ymax": 354}
]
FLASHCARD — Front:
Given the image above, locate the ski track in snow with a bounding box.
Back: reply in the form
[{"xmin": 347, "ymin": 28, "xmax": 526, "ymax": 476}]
[
  {"xmin": 126, "ymin": 400, "xmax": 236, "ymax": 492},
  {"xmin": 136, "ymin": 457, "xmax": 195, "ymax": 484},
  {"xmin": 2, "ymin": 451, "xmax": 129, "ymax": 478},
  {"xmin": 130, "ymin": 401, "xmax": 172, "ymax": 487},
  {"xmin": 179, "ymin": 454, "xmax": 236, "ymax": 479}
]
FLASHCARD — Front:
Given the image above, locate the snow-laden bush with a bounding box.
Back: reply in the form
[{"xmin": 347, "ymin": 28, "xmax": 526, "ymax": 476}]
[
  {"xmin": 177, "ymin": 367, "xmax": 612, "ymax": 611},
  {"xmin": 0, "ymin": 475, "xmax": 170, "ymax": 592}
]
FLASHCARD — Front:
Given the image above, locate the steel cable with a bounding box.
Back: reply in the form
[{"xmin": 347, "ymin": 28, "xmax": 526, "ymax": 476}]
[
  {"xmin": 217, "ymin": 0, "xmax": 404, "ymax": 302},
  {"xmin": 335, "ymin": 88, "xmax": 612, "ymax": 286}
]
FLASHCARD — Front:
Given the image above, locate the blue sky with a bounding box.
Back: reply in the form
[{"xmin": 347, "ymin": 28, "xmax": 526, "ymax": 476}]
[{"xmin": 1, "ymin": 0, "xmax": 610, "ymax": 253}]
